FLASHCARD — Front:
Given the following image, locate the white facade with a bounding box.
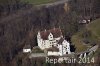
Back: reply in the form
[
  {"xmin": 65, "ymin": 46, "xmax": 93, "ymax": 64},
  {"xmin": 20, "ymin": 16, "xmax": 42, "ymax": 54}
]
[
  {"xmin": 37, "ymin": 28, "xmax": 71, "ymax": 56},
  {"xmin": 37, "ymin": 31, "xmax": 62, "ymax": 50},
  {"xmin": 48, "ymin": 51, "xmax": 59, "ymax": 56},
  {"xmin": 48, "ymin": 33, "xmax": 53, "ymax": 40},
  {"xmin": 58, "ymin": 40, "xmax": 71, "ymax": 56},
  {"xmin": 62, "ymin": 40, "xmax": 71, "ymax": 54},
  {"xmin": 58, "ymin": 45, "xmax": 63, "ymax": 56}
]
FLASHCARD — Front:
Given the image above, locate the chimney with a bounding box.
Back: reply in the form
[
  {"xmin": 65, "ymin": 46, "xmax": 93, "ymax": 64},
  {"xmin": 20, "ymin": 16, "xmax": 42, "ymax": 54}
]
[
  {"xmin": 59, "ymin": 26, "xmax": 62, "ymax": 32},
  {"xmin": 59, "ymin": 26, "xmax": 61, "ymax": 29},
  {"xmin": 53, "ymin": 27, "xmax": 55, "ymax": 30},
  {"xmin": 45, "ymin": 29, "xmax": 46, "ymax": 32}
]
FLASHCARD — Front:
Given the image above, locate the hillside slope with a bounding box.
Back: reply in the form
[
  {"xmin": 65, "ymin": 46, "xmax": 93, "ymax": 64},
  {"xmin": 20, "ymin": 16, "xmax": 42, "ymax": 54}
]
[
  {"xmin": 0, "ymin": 2, "xmax": 79, "ymax": 66},
  {"xmin": 71, "ymin": 18, "xmax": 100, "ymax": 52},
  {"xmin": 88, "ymin": 19, "xmax": 100, "ymax": 39},
  {"xmin": 87, "ymin": 19, "xmax": 100, "ymax": 63},
  {"xmin": 21, "ymin": 0, "xmax": 57, "ymax": 5}
]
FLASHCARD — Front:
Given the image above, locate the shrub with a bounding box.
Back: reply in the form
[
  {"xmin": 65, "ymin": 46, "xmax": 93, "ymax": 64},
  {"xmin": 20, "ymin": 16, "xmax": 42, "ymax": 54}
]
[{"xmin": 82, "ymin": 38, "xmax": 90, "ymax": 44}]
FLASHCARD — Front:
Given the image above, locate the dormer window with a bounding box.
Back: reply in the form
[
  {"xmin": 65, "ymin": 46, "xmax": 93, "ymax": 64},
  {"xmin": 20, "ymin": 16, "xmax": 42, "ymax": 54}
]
[
  {"xmin": 50, "ymin": 34, "xmax": 52, "ymax": 38},
  {"xmin": 48, "ymin": 33, "xmax": 53, "ymax": 40},
  {"xmin": 50, "ymin": 37, "xmax": 53, "ymax": 39}
]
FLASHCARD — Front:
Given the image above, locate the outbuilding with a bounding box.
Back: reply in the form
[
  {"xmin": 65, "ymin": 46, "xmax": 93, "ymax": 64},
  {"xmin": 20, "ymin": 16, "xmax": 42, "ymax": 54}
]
[{"xmin": 23, "ymin": 45, "xmax": 31, "ymax": 53}]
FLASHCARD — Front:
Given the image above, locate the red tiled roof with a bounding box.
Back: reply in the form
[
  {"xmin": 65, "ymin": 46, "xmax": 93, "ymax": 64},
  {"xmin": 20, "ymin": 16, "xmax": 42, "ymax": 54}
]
[
  {"xmin": 40, "ymin": 28, "xmax": 62, "ymax": 40},
  {"xmin": 58, "ymin": 38, "xmax": 64, "ymax": 44}
]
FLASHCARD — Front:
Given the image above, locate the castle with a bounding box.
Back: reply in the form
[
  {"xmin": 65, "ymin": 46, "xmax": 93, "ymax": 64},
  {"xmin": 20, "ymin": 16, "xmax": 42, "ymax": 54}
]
[{"xmin": 37, "ymin": 28, "xmax": 71, "ymax": 56}]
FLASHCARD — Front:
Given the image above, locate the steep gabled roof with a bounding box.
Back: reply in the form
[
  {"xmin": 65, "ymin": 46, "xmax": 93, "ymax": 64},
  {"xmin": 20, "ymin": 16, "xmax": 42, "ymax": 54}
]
[
  {"xmin": 23, "ymin": 45, "xmax": 31, "ymax": 49},
  {"xmin": 40, "ymin": 28, "xmax": 62, "ymax": 40},
  {"xmin": 58, "ymin": 38, "xmax": 64, "ymax": 44}
]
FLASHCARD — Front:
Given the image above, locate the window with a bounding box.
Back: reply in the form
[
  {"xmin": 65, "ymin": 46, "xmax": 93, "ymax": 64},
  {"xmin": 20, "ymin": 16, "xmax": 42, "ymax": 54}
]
[
  {"xmin": 50, "ymin": 41, "xmax": 51, "ymax": 44},
  {"xmin": 66, "ymin": 52, "xmax": 68, "ymax": 54},
  {"xmin": 50, "ymin": 45, "xmax": 52, "ymax": 47},
  {"xmin": 64, "ymin": 47, "xmax": 66, "ymax": 48},
  {"xmin": 52, "ymin": 45, "xmax": 54, "ymax": 47},
  {"xmin": 50, "ymin": 36, "xmax": 53, "ymax": 39}
]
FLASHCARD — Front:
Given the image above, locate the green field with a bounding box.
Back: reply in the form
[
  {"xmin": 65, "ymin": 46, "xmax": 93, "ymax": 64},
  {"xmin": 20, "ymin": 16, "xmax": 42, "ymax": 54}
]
[
  {"xmin": 88, "ymin": 19, "xmax": 100, "ymax": 39},
  {"xmin": 88, "ymin": 19, "xmax": 100, "ymax": 57},
  {"xmin": 21, "ymin": 0, "xmax": 56, "ymax": 5},
  {"xmin": 71, "ymin": 18, "xmax": 100, "ymax": 52},
  {"xmin": 71, "ymin": 32, "xmax": 89, "ymax": 52}
]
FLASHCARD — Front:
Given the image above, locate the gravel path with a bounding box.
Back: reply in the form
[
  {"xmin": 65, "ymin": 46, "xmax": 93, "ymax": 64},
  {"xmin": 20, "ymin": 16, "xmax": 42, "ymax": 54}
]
[{"xmin": 29, "ymin": 53, "xmax": 47, "ymax": 58}]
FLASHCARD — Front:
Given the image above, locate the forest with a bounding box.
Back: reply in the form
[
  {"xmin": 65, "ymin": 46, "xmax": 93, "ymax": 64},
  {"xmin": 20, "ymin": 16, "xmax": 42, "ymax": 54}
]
[{"xmin": 0, "ymin": 0, "xmax": 100, "ymax": 66}]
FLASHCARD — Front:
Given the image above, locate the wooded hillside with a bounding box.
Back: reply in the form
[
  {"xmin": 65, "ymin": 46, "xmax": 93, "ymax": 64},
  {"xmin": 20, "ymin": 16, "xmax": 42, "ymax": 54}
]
[{"xmin": 0, "ymin": 0, "xmax": 99, "ymax": 66}]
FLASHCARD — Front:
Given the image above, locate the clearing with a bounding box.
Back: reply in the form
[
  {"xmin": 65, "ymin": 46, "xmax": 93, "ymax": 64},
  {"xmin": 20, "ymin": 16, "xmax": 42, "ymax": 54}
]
[
  {"xmin": 71, "ymin": 18, "xmax": 100, "ymax": 52},
  {"xmin": 21, "ymin": 0, "xmax": 57, "ymax": 5}
]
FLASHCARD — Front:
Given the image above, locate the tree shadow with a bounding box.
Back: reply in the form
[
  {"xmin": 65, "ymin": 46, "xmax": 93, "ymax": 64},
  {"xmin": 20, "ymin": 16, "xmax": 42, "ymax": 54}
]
[{"xmin": 70, "ymin": 44, "xmax": 76, "ymax": 52}]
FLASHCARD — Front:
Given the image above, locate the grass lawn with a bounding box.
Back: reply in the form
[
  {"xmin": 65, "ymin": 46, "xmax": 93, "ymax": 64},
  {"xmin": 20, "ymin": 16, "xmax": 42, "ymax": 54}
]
[
  {"xmin": 71, "ymin": 32, "xmax": 89, "ymax": 52},
  {"xmin": 21, "ymin": 0, "xmax": 57, "ymax": 5},
  {"xmin": 71, "ymin": 18, "xmax": 100, "ymax": 52},
  {"xmin": 87, "ymin": 19, "xmax": 100, "ymax": 39},
  {"xmin": 88, "ymin": 18, "xmax": 100, "ymax": 57},
  {"xmin": 32, "ymin": 47, "xmax": 44, "ymax": 53}
]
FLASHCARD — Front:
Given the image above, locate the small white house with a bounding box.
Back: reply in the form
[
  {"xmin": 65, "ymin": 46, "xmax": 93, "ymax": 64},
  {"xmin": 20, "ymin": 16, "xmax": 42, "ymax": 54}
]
[
  {"xmin": 79, "ymin": 20, "xmax": 87, "ymax": 24},
  {"xmin": 23, "ymin": 45, "xmax": 31, "ymax": 53}
]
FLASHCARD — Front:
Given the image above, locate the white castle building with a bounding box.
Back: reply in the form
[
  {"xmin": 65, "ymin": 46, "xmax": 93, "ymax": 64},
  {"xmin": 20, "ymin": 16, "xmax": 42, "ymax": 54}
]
[{"xmin": 37, "ymin": 28, "xmax": 71, "ymax": 56}]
